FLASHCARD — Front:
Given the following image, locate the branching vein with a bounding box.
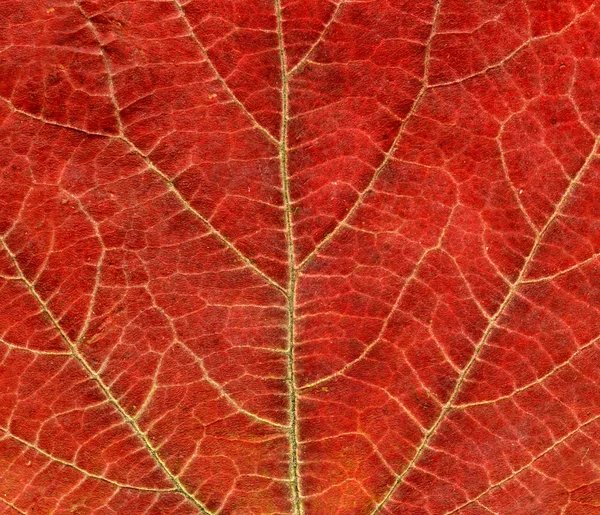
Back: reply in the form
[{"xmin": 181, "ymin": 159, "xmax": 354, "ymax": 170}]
[
  {"xmin": 287, "ymin": 0, "xmax": 345, "ymax": 76},
  {"xmin": 297, "ymin": 0, "xmax": 442, "ymax": 271},
  {"xmin": 172, "ymin": 0, "xmax": 279, "ymax": 146},
  {"xmin": 372, "ymin": 134, "xmax": 600, "ymax": 514},
  {"xmin": 1, "ymin": 429, "xmax": 176, "ymax": 493},
  {"xmin": 0, "ymin": 238, "xmax": 213, "ymax": 515}
]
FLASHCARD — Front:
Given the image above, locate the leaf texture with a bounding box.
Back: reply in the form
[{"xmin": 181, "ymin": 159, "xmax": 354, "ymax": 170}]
[{"xmin": 1, "ymin": 1, "xmax": 600, "ymax": 514}]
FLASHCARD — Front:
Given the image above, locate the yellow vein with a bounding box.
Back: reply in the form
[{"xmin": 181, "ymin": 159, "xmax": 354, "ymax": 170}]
[
  {"xmin": 455, "ymin": 332, "xmax": 600, "ymax": 410},
  {"xmin": 275, "ymin": 0, "xmax": 303, "ymax": 513},
  {"xmin": 430, "ymin": 2, "xmax": 596, "ymax": 90},
  {"xmin": 0, "ymin": 337, "xmax": 71, "ymax": 356},
  {"xmin": 297, "ymin": 0, "xmax": 442, "ymax": 271},
  {"xmin": 170, "ymin": 0, "xmax": 279, "ymax": 146},
  {"xmin": 446, "ymin": 412, "xmax": 600, "ymax": 514},
  {"xmin": 0, "ymin": 238, "xmax": 213, "ymax": 515},
  {"xmin": 0, "ymin": 97, "xmax": 285, "ymax": 294},
  {"xmin": 75, "ymin": 8, "xmax": 288, "ymax": 296},
  {"xmin": 197, "ymin": 354, "xmax": 289, "ymax": 430},
  {"xmin": 0, "ymin": 498, "xmax": 26, "ymax": 515},
  {"xmin": 128, "ymin": 145, "xmax": 287, "ymax": 295},
  {"xmin": 300, "ymin": 202, "xmax": 457, "ymax": 391},
  {"xmin": 0, "ymin": 97, "xmax": 110, "ymax": 137},
  {"xmin": 372, "ymin": 134, "xmax": 600, "ymax": 514},
  {"xmin": 497, "ymin": 135, "xmax": 539, "ymax": 236},
  {"xmin": 287, "ymin": 0, "xmax": 345, "ymax": 76},
  {"xmin": 521, "ymin": 249, "xmax": 600, "ymax": 285},
  {"xmin": 1, "ymin": 429, "xmax": 176, "ymax": 493},
  {"xmin": 149, "ymin": 300, "xmax": 289, "ymax": 430},
  {"xmin": 297, "ymin": 1, "xmax": 597, "ymax": 273}
]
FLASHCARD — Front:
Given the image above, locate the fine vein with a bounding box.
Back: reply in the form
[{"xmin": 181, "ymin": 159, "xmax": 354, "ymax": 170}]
[
  {"xmin": 287, "ymin": 0, "xmax": 345, "ymax": 76},
  {"xmin": 447, "ymin": 412, "xmax": 600, "ymax": 514},
  {"xmin": 297, "ymin": 0, "xmax": 595, "ymax": 273},
  {"xmin": 2, "ymin": 2, "xmax": 594, "ymax": 514},
  {"xmin": 0, "ymin": 498, "xmax": 26, "ymax": 515},
  {"xmin": 1, "ymin": 429, "xmax": 176, "ymax": 493},
  {"xmin": 0, "ymin": 96, "xmax": 284, "ymax": 295}
]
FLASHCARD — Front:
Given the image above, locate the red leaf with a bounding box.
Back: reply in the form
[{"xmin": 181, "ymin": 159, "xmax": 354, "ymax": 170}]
[{"xmin": 1, "ymin": 1, "xmax": 600, "ymax": 514}]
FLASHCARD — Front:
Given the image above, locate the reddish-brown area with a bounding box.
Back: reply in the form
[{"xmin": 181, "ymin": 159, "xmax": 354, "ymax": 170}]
[{"xmin": 1, "ymin": 1, "xmax": 600, "ymax": 514}]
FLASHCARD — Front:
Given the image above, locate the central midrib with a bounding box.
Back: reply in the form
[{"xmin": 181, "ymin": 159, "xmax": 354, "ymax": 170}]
[{"xmin": 274, "ymin": 1, "xmax": 303, "ymax": 514}]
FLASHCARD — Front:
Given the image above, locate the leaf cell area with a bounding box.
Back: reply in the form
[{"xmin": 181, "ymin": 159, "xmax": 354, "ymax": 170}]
[{"xmin": 1, "ymin": 1, "xmax": 600, "ymax": 514}]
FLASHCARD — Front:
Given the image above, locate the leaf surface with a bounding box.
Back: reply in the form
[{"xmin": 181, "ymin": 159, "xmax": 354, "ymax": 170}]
[{"xmin": 1, "ymin": 1, "xmax": 600, "ymax": 514}]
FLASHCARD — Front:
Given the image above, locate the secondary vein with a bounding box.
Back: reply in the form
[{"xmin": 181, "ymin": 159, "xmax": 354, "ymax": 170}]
[
  {"xmin": 75, "ymin": 3, "xmax": 287, "ymax": 296},
  {"xmin": 1, "ymin": 429, "xmax": 176, "ymax": 493},
  {"xmin": 296, "ymin": 0, "xmax": 442, "ymax": 272},
  {"xmin": 372, "ymin": 133, "xmax": 600, "ymax": 515},
  {"xmin": 0, "ymin": 238, "xmax": 213, "ymax": 515},
  {"xmin": 173, "ymin": 0, "xmax": 279, "ymax": 146}
]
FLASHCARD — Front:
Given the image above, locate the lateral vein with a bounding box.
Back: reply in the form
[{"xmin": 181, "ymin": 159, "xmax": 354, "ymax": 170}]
[
  {"xmin": 0, "ymin": 238, "xmax": 213, "ymax": 515},
  {"xmin": 1, "ymin": 429, "xmax": 177, "ymax": 493},
  {"xmin": 372, "ymin": 134, "xmax": 600, "ymax": 514}
]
